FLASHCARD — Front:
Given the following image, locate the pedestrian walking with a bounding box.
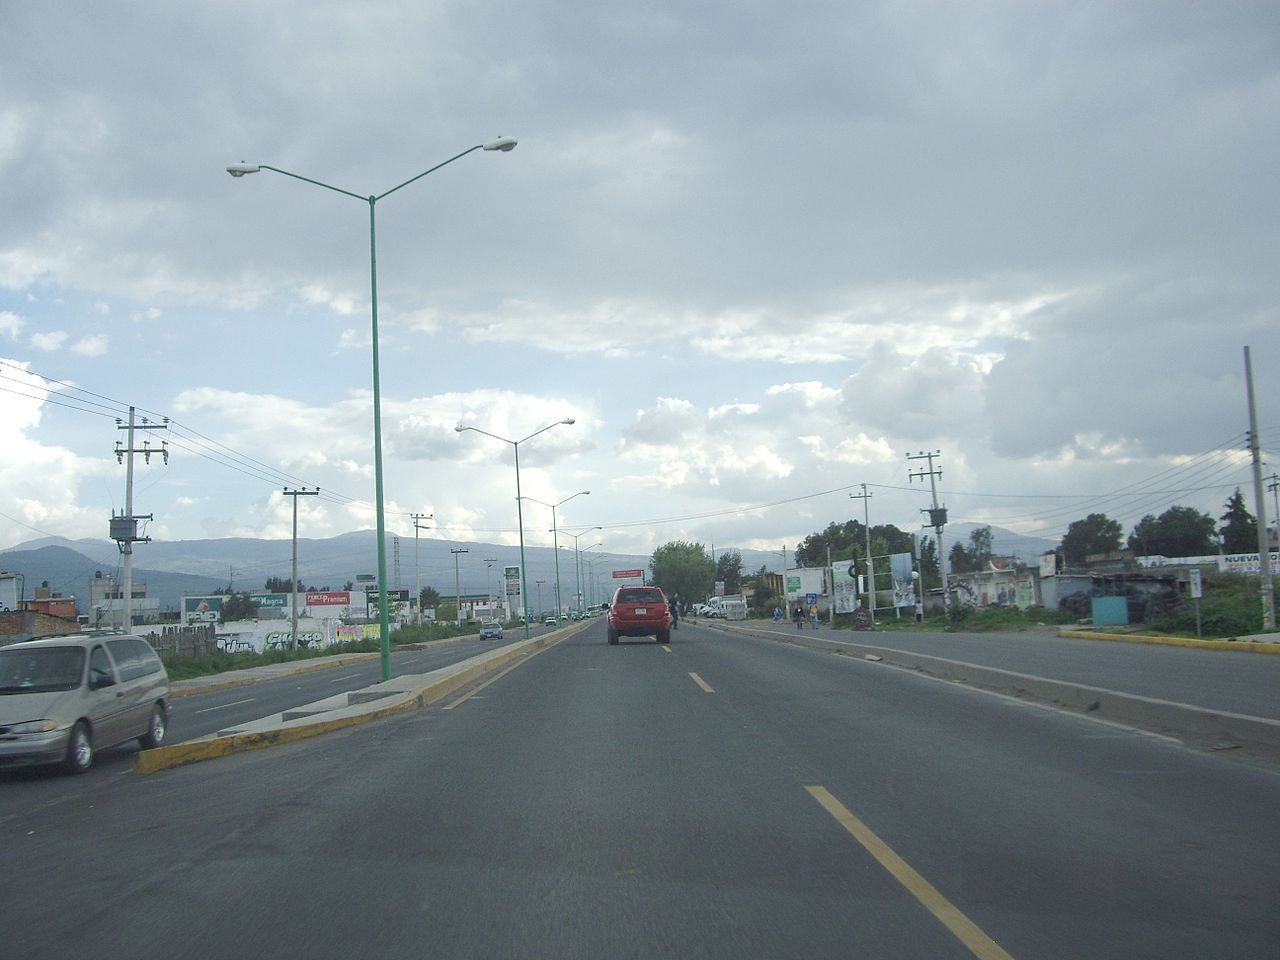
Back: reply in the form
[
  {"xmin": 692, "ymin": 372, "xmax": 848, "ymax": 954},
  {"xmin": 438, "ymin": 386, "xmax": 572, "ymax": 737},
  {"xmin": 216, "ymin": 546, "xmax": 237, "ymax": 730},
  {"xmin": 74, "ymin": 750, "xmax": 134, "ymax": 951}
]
[{"xmin": 792, "ymin": 604, "xmax": 804, "ymax": 629}]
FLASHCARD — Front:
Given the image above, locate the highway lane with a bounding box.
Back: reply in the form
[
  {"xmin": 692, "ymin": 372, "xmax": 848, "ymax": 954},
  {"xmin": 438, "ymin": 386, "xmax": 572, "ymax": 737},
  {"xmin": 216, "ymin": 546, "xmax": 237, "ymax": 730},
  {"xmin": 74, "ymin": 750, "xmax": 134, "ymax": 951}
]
[
  {"xmin": 167, "ymin": 631, "xmax": 532, "ymax": 741},
  {"xmin": 1, "ymin": 618, "xmax": 1275, "ymax": 959},
  {"xmin": 0, "ymin": 629, "xmax": 542, "ymax": 801},
  {"xmin": 704, "ymin": 618, "xmax": 1280, "ymax": 720}
]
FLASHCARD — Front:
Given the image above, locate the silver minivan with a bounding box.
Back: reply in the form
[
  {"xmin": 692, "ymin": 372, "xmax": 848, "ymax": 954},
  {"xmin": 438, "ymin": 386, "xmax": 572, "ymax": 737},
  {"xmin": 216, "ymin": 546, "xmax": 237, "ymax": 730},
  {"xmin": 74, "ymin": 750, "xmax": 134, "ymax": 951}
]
[{"xmin": 0, "ymin": 632, "xmax": 170, "ymax": 773}]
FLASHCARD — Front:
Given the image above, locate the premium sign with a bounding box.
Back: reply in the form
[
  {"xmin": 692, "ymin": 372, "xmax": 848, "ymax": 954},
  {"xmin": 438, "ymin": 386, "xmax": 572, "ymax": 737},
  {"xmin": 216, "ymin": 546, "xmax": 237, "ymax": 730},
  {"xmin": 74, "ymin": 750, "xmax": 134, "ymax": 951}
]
[
  {"xmin": 306, "ymin": 591, "xmax": 351, "ymax": 606},
  {"xmin": 612, "ymin": 569, "xmax": 643, "ymax": 579}
]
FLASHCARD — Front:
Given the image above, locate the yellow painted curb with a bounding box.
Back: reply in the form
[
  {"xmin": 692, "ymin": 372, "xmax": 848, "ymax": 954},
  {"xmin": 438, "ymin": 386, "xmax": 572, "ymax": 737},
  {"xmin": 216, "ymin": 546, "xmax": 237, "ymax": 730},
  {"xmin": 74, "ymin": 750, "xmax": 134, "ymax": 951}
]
[
  {"xmin": 1058, "ymin": 629, "xmax": 1280, "ymax": 653},
  {"xmin": 136, "ymin": 623, "xmax": 585, "ymax": 774}
]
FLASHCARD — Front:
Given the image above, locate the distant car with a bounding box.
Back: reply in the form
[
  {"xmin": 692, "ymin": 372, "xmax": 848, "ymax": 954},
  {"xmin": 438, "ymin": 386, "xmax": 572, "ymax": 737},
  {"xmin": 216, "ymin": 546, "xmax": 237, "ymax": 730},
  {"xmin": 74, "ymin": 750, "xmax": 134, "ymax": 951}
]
[
  {"xmin": 479, "ymin": 621, "xmax": 503, "ymax": 641},
  {"xmin": 604, "ymin": 585, "xmax": 672, "ymax": 645},
  {"xmin": 543, "ymin": 616, "xmax": 558, "ymax": 626},
  {"xmin": 0, "ymin": 632, "xmax": 170, "ymax": 773}
]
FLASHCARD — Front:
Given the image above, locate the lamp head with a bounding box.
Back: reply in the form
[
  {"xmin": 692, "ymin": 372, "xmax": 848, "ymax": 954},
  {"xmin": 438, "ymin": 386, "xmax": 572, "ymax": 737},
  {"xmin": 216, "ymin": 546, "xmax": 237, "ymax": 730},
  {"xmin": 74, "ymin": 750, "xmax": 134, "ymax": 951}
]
[
  {"xmin": 226, "ymin": 163, "xmax": 261, "ymax": 178},
  {"xmin": 482, "ymin": 137, "xmax": 518, "ymax": 152},
  {"xmin": 561, "ymin": 417, "xmax": 576, "ymax": 425}
]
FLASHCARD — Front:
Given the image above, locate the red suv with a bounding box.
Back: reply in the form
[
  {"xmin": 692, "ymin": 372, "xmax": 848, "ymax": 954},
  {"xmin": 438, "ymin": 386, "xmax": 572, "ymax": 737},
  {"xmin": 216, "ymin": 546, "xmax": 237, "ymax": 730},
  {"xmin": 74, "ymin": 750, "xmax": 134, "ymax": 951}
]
[{"xmin": 605, "ymin": 586, "xmax": 672, "ymax": 645}]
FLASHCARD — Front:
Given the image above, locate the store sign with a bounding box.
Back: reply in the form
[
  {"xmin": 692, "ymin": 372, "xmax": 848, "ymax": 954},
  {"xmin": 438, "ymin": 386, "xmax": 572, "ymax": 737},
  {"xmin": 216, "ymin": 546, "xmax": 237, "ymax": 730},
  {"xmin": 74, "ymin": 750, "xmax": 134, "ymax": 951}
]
[
  {"xmin": 612, "ymin": 569, "xmax": 643, "ymax": 579},
  {"xmin": 250, "ymin": 593, "xmax": 289, "ymax": 608},
  {"xmin": 306, "ymin": 591, "xmax": 351, "ymax": 606}
]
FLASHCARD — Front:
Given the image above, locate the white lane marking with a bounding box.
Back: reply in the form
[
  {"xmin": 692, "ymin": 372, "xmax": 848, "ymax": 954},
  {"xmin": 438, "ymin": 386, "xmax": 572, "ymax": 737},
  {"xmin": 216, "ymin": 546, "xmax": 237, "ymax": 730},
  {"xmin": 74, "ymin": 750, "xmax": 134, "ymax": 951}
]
[
  {"xmin": 193, "ymin": 698, "xmax": 256, "ymax": 714},
  {"xmin": 328, "ymin": 672, "xmax": 364, "ymax": 683}
]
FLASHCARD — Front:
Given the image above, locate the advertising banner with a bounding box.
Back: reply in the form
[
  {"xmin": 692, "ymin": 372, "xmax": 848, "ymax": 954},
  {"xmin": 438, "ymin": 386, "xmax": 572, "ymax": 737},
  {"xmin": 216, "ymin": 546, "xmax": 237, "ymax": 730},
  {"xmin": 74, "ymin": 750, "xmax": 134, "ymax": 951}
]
[
  {"xmin": 306, "ymin": 591, "xmax": 351, "ymax": 606},
  {"xmin": 612, "ymin": 569, "xmax": 643, "ymax": 579},
  {"xmin": 183, "ymin": 596, "xmax": 223, "ymax": 624},
  {"xmin": 830, "ymin": 564, "xmax": 858, "ymax": 614},
  {"xmin": 890, "ymin": 553, "xmax": 915, "ymax": 608},
  {"xmin": 504, "ymin": 566, "xmax": 521, "ymax": 597}
]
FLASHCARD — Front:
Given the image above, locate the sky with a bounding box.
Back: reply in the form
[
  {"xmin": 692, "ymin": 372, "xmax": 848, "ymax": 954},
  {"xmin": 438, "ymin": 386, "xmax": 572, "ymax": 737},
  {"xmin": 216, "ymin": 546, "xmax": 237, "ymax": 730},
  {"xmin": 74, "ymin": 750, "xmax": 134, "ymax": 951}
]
[{"xmin": 1, "ymin": 1, "xmax": 1278, "ymax": 570}]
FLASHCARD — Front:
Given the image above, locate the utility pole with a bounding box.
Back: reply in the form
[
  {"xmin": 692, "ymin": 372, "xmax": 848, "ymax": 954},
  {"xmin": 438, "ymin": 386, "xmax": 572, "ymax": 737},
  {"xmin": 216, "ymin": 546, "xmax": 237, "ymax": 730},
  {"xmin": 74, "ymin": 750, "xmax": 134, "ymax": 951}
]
[
  {"xmin": 536, "ymin": 579, "xmax": 545, "ymax": 620},
  {"xmin": 411, "ymin": 512, "xmax": 433, "ymax": 621},
  {"xmin": 1264, "ymin": 473, "xmax": 1279, "ymax": 553},
  {"xmin": 284, "ymin": 487, "xmax": 319, "ymax": 648},
  {"xmin": 850, "ymin": 483, "xmax": 875, "ymax": 624},
  {"xmin": 908, "ymin": 451, "xmax": 950, "ymax": 610},
  {"xmin": 483, "ymin": 557, "xmax": 498, "ymax": 620},
  {"xmin": 1243, "ymin": 347, "xmax": 1275, "ymax": 630},
  {"xmin": 111, "ymin": 407, "xmax": 167, "ymax": 630},
  {"xmin": 451, "ymin": 548, "xmax": 469, "ymax": 626}
]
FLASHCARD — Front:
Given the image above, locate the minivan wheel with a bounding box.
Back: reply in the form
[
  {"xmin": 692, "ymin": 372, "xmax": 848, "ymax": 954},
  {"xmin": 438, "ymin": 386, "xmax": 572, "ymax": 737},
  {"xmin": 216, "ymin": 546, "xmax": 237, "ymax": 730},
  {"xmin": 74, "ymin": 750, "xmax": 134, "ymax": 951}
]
[
  {"xmin": 607, "ymin": 629, "xmax": 619, "ymax": 645},
  {"xmin": 139, "ymin": 704, "xmax": 166, "ymax": 750},
  {"xmin": 65, "ymin": 722, "xmax": 93, "ymax": 774}
]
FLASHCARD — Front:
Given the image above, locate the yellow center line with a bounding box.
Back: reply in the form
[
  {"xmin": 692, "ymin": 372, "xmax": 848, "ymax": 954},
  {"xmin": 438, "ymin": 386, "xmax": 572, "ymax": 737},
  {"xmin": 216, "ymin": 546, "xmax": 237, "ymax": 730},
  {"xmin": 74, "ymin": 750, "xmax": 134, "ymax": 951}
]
[
  {"xmin": 660, "ymin": 644, "xmax": 672, "ymax": 653},
  {"xmin": 442, "ymin": 639, "xmax": 562, "ymax": 710},
  {"xmin": 805, "ymin": 785, "xmax": 1016, "ymax": 960},
  {"xmin": 689, "ymin": 672, "xmax": 715, "ymax": 693}
]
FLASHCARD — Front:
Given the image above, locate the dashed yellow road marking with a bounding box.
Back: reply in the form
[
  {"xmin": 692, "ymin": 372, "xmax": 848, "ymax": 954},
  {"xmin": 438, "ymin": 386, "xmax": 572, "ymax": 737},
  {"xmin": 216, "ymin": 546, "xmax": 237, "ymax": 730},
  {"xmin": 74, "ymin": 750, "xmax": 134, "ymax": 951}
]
[
  {"xmin": 806, "ymin": 785, "xmax": 1016, "ymax": 960},
  {"xmin": 689, "ymin": 672, "xmax": 714, "ymax": 693}
]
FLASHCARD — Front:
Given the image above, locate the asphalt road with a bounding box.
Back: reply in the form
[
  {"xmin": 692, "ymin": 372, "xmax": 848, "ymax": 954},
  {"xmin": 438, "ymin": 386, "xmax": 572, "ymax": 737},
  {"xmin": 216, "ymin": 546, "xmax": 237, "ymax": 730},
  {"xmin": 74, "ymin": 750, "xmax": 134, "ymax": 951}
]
[
  {"xmin": 2, "ymin": 619, "xmax": 1276, "ymax": 959},
  {"xmin": 708, "ymin": 618, "xmax": 1280, "ymax": 720}
]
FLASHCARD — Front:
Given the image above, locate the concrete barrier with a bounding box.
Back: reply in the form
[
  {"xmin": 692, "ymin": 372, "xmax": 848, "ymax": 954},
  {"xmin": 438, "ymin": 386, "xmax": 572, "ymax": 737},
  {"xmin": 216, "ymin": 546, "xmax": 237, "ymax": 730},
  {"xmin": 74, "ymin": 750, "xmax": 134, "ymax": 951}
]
[{"xmin": 136, "ymin": 623, "xmax": 583, "ymax": 774}]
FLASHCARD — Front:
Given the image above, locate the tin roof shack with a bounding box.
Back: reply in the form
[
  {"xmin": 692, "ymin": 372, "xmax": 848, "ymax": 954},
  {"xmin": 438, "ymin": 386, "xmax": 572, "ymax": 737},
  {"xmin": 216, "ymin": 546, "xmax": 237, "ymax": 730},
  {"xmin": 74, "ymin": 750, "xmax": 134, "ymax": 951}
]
[{"xmin": 1048, "ymin": 563, "xmax": 1192, "ymax": 625}]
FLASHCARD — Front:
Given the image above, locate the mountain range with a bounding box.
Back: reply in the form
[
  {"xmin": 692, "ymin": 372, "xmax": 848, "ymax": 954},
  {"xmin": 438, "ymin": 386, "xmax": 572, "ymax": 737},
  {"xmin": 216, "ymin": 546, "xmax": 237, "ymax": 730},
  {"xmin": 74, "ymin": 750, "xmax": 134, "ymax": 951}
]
[{"xmin": 0, "ymin": 523, "xmax": 1056, "ymax": 614}]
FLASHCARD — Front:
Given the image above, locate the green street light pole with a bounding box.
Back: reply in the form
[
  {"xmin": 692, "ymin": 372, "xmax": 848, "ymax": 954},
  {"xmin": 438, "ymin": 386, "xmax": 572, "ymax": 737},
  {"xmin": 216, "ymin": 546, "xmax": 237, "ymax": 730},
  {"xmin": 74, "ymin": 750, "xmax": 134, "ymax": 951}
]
[
  {"xmin": 226, "ymin": 137, "xmax": 517, "ymax": 681},
  {"xmin": 455, "ymin": 419, "xmax": 576, "ymax": 639},
  {"xmin": 524, "ymin": 490, "xmax": 589, "ymax": 621}
]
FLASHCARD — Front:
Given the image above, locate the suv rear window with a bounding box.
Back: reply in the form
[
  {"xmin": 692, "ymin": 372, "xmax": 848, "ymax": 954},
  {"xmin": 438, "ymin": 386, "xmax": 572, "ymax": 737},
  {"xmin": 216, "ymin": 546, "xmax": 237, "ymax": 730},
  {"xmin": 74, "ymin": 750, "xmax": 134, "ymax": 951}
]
[{"xmin": 616, "ymin": 588, "xmax": 663, "ymax": 604}]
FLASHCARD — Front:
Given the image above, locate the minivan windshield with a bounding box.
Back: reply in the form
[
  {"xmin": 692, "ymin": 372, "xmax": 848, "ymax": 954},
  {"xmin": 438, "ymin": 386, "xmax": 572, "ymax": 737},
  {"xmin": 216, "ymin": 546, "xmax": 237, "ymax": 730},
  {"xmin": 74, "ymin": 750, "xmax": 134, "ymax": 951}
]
[{"xmin": 0, "ymin": 646, "xmax": 86, "ymax": 694}]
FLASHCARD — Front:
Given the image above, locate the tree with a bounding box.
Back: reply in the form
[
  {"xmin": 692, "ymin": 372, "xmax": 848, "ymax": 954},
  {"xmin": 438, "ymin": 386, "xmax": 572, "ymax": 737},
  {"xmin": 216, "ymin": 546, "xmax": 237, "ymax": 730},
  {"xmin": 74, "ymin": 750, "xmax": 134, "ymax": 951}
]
[
  {"xmin": 946, "ymin": 526, "xmax": 993, "ymax": 574},
  {"xmin": 265, "ymin": 575, "xmax": 301, "ymax": 593},
  {"xmin": 795, "ymin": 519, "xmax": 916, "ymax": 568},
  {"xmin": 917, "ymin": 536, "xmax": 939, "ymax": 590},
  {"xmin": 1127, "ymin": 506, "xmax": 1217, "ymax": 557},
  {"xmin": 419, "ymin": 586, "xmax": 442, "ymax": 610},
  {"xmin": 217, "ymin": 591, "xmax": 259, "ymax": 621},
  {"xmin": 715, "ymin": 550, "xmax": 743, "ymax": 594},
  {"xmin": 1061, "ymin": 513, "xmax": 1123, "ymax": 565},
  {"xmin": 748, "ymin": 563, "xmax": 779, "ymax": 610},
  {"xmin": 1219, "ymin": 489, "xmax": 1257, "ymax": 553},
  {"xmin": 650, "ymin": 541, "xmax": 715, "ymax": 606}
]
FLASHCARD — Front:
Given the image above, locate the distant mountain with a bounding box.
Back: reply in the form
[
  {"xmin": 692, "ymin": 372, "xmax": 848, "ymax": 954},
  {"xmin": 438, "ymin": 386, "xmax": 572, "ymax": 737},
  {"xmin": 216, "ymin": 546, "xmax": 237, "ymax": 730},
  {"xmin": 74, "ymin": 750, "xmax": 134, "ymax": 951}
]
[{"xmin": 0, "ymin": 545, "xmax": 226, "ymax": 613}]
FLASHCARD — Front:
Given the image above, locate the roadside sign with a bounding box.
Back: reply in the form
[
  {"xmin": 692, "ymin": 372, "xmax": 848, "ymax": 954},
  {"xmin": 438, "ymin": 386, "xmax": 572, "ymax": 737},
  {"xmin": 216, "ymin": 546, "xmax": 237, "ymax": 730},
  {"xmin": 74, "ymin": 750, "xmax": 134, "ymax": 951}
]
[
  {"xmin": 612, "ymin": 569, "xmax": 643, "ymax": 579},
  {"xmin": 805, "ymin": 592, "xmax": 818, "ymax": 606},
  {"xmin": 1188, "ymin": 568, "xmax": 1203, "ymax": 599}
]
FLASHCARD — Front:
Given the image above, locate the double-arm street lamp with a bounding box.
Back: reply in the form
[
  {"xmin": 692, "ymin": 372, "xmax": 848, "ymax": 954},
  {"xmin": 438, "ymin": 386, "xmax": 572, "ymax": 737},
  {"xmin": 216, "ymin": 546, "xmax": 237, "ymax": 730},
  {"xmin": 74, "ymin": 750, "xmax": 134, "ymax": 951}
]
[
  {"xmin": 226, "ymin": 137, "xmax": 517, "ymax": 682},
  {"xmin": 565, "ymin": 526, "xmax": 603, "ymax": 617},
  {"xmin": 524, "ymin": 490, "xmax": 589, "ymax": 621},
  {"xmin": 454, "ymin": 418, "xmax": 576, "ymax": 639}
]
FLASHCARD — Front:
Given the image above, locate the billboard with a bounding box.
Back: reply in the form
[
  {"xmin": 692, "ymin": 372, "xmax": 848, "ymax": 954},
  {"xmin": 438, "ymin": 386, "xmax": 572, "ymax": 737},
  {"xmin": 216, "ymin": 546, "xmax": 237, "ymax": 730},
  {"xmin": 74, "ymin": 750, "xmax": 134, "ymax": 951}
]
[
  {"xmin": 504, "ymin": 566, "xmax": 521, "ymax": 597},
  {"xmin": 890, "ymin": 553, "xmax": 915, "ymax": 608},
  {"xmin": 183, "ymin": 596, "xmax": 223, "ymax": 624},
  {"xmin": 612, "ymin": 569, "xmax": 643, "ymax": 579},
  {"xmin": 830, "ymin": 564, "xmax": 858, "ymax": 614},
  {"xmin": 249, "ymin": 592, "xmax": 289, "ymax": 608},
  {"xmin": 306, "ymin": 591, "xmax": 351, "ymax": 606}
]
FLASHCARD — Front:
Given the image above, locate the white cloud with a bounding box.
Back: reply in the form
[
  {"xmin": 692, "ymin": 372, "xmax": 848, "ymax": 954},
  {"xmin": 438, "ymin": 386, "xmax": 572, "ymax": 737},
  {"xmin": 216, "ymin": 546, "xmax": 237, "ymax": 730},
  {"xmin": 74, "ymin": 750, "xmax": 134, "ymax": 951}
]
[
  {"xmin": 30, "ymin": 330, "xmax": 67, "ymax": 351},
  {"xmin": 72, "ymin": 334, "xmax": 108, "ymax": 356},
  {"xmin": 0, "ymin": 311, "xmax": 23, "ymax": 339}
]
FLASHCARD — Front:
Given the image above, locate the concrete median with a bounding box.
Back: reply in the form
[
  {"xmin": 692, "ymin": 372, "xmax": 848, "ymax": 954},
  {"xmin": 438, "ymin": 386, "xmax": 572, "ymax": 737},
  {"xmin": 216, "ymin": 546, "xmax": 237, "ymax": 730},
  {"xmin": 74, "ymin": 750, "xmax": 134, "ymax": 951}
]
[{"xmin": 136, "ymin": 623, "xmax": 583, "ymax": 774}]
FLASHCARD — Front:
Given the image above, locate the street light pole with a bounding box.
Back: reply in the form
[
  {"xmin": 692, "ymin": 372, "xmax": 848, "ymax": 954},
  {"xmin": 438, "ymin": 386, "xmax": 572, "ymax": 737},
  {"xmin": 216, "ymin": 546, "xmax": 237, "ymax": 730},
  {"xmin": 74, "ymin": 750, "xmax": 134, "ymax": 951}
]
[
  {"xmin": 227, "ymin": 136, "xmax": 517, "ymax": 683},
  {"xmin": 524, "ymin": 491, "xmax": 589, "ymax": 621},
  {"xmin": 451, "ymin": 548, "xmax": 469, "ymax": 626},
  {"xmin": 454, "ymin": 419, "xmax": 576, "ymax": 639},
  {"xmin": 483, "ymin": 557, "xmax": 498, "ymax": 621},
  {"xmin": 565, "ymin": 526, "xmax": 603, "ymax": 617}
]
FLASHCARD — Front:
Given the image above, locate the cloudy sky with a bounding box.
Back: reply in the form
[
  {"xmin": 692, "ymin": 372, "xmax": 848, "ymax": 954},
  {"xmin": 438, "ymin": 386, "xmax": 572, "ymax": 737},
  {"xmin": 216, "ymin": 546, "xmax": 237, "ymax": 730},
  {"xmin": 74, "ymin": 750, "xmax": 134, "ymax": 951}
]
[{"xmin": 2, "ymin": 1, "xmax": 1277, "ymax": 568}]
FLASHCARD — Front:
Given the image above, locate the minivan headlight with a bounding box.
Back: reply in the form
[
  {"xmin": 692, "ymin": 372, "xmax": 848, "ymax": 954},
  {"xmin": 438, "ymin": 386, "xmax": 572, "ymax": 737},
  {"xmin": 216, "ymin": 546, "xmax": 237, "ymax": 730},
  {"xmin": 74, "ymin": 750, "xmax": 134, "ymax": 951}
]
[{"xmin": 8, "ymin": 720, "xmax": 59, "ymax": 735}]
